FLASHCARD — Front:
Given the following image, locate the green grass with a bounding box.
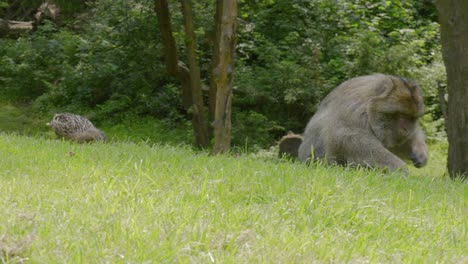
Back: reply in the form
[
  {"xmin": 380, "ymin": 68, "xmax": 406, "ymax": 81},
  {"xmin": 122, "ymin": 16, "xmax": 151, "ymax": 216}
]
[{"xmin": 0, "ymin": 132, "xmax": 466, "ymax": 263}]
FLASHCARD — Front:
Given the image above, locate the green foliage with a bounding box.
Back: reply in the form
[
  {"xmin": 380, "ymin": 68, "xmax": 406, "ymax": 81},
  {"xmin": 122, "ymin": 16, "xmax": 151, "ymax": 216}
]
[
  {"xmin": 0, "ymin": 0, "xmax": 88, "ymax": 20},
  {"xmin": 413, "ymin": 52, "xmax": 447, "ymax": 142},
  {"xmin": 55, "ymin": 0, "xmax": 164, "ymax": 107},
  {"xmin": 0, "ymin": 21, "xmax": 63, "ymax": 102},
  {"xmin": 1, "ymin": 0, "xmax": 185, "ymax": 123},
  {"xmin": 232, "ymin": 111, "xmax": 281, "ymax": 150}
]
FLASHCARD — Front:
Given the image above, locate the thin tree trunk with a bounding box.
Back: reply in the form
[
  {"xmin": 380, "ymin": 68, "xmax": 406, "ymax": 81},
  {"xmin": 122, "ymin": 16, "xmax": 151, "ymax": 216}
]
[
  {"xmin": 436, "ymin": 0, "xmax": 468, "ymax": 179},
  {"xmin": 208, "ymin": 2, "xmax": 222, "ymax": 122},
  {"xmin": 154, "ymin": 0, "xmax": 191, "ymax": 109},
  {"xmin": 180, "ymin": 0, "xmax": 209, "ymax": 148},
  {"xmin": 212, "ymin": 0, "xmax": 237, "ymax": 154}
]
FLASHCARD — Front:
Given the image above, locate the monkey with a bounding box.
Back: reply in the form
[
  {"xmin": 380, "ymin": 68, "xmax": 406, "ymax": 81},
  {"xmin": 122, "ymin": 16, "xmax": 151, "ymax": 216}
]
[
  {"xmin": 278, "ymin": 131, "xmax": 303, "ymax": 159},
  {"xmin": 296, "ymin": 73, "xmax": 428, "ymax": 174}
]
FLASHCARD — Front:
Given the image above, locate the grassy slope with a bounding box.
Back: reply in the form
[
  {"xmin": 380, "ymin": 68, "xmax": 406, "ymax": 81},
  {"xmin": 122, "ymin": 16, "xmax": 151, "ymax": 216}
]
[{"xmin": 0, "ymin": 132, "xmax": 466, "ymax": 263}]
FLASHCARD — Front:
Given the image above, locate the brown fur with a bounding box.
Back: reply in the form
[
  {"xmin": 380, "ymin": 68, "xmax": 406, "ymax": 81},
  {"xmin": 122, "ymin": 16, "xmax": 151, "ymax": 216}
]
[
  {"xmin": 297, "ymin": 74, "xmax": 428, "ymax": 174},
  {"xmin": 278, "ymin": 132, "xmax": 303, "ymax": 159}
]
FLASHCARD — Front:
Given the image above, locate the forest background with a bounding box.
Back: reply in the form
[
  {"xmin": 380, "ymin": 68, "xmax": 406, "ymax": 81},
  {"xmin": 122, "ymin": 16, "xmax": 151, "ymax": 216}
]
[
  {"xmin": 0, "ymin": 0, "xmax": 446, "ymax": 150},
  {"xmin": 3, "ymin": 1, "xmax": 466, "ymax": 262}
]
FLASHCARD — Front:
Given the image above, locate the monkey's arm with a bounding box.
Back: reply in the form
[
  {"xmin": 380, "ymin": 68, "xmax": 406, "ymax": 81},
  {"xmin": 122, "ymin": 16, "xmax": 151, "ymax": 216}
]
[{"xmin": 337, "ymin": 131, "xmax": 408, "ymax": 174}]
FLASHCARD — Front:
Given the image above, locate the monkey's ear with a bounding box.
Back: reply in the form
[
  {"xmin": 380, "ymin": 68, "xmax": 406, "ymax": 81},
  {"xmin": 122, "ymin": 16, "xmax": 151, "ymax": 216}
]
[
  {"xmin": 401, "ymin": 79, "xmax": 425, "ymax": 116},
  {"xmin": 374, "ymin": 76, "xmax": 395, "ymax": 97}
]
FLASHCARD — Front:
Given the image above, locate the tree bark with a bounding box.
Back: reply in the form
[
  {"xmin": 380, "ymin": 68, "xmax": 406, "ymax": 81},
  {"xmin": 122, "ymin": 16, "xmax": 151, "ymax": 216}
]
[
  {"xmin": 180, "ymin": 0, "xmax": 209, "ymax": 148},
  {"xmin": 153, "ymin": 0, "xmax": 191, "ymax": 109},
  {"xmin": 436, "ymin": 0, "xmax": 468, "ymax": 179},
  {"xmin": 211, "ymin": 0, "xmax": 237, "ymax": 154},
  {"xmin": 208, "ymin": 2, "xmax": 222, "ymax": 123},
  {"xmin": 0, "ymin": 19, "xmax": 33, "ymax": 37},
  {"xmin": 154, "ymin": 0, "xmax": 210, "ymax": 148}
]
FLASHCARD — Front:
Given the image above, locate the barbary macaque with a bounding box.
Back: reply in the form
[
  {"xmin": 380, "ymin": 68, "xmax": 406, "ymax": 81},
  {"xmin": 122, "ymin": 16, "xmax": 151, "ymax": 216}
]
[{"xmin": 295, "ymin": 74, "xmax": 428, "ymax": 174}]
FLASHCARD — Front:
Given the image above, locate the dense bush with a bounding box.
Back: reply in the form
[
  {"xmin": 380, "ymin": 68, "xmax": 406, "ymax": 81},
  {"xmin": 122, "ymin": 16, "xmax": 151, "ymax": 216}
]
[
  {"xmin": 0, "ymin": 0, "xmax": 445, "ymax": 148},
  {"xmin": 1, "ymin": 0, "xmax": 185, "ymax": 122},
  {"xmin": 0, "ymin": 21, "xmax": 63, "ymax": 102}
]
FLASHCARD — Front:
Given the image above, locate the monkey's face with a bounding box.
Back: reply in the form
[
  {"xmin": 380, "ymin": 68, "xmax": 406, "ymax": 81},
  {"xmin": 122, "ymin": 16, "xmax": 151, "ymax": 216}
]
[
  {"xmin": 368, "ymin": 79, "xmax": 427, "ymax": 167},
  {"xmin": 372, "ymin": 112, "xmax": 417, "ymax": 147},
  {"xmin": 369, "ymin": 78, "xmax": 424, "ymax": 145},
  {"xmin": 391, "ymin": 113, "xmax": 418, "ymax": 140}
]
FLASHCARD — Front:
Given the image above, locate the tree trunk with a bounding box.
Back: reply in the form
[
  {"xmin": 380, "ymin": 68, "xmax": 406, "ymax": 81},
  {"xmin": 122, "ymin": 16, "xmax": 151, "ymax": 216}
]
[
  {"xmin": 153, "ymin": 0, "xmax": 191, "ymax": 109},
  {"xmin": 180, "ymin": 0, "xmax": 209, "ymax": 148},
  {"xmin": 208, "ymin": 2, "xmax": 221, "ymax": 123},
  {"xmin": 211, "ymin": 0, "xmax": 237, "ymax": 154},
  {"xmin": 0, "ymin": 19, "xmax": 33, "ymax": 37},
  {"xmin": 436, "ymin": 0, "xmax": 468, "ymax": 179},
  {"xmin": 154, "ymin": 0, "xmax": 210, "ymax": 148}
]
